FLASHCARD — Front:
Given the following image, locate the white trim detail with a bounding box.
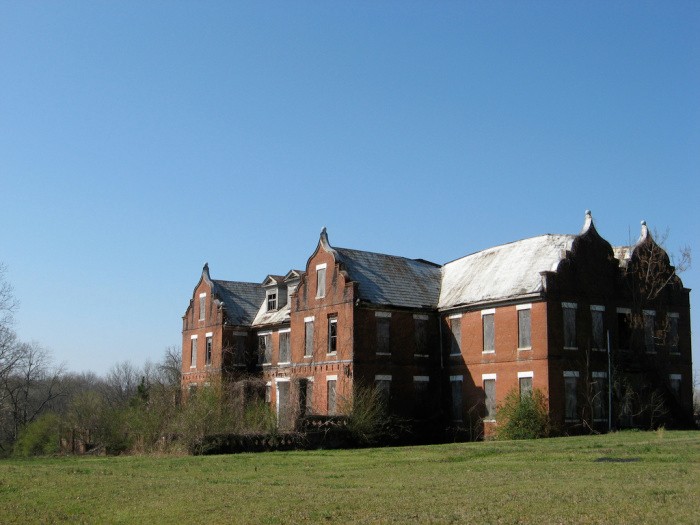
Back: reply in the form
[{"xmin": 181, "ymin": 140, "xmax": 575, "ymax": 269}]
[
  {"xmin": 482, "ymin": 373, "xmax": 497, "ymax": 381},
  {"xmin": 265, "ymin": 381, "xmax": 272, "ymax": 386},
  {"xmin": 315, "ymin": 263, "xmax": 327, "ymax": 270},
  {"xmin": 562, "ymin": 302, "xmax": 577, "ymax": 309},
  {"xmin": 199, "ymin": 293, "xmax": 206, "ymax": 298},
  {"xmin": 590, "ymin": 305, "xmax": 605, "ymax": 312},
  {"xmin": 326, "ymin": 374, "xmax": 338, "ymax": 381},
  {"xmin": 375, "ymin": 311, "xmax": 392, "ymax": 318},
  {"xmin": 275, "ymin": 377, "xmax": 291, "ymax": 383},
  {"xmin": 375, "ymin": 374, "xmax": 392, "ymax": 381},
  {"xmin": 205, "ymin": 332, "xmax": 213, "ymax": 337},
  {"xmin": 592, "ymin": 371, "xmax": 607, "ymax": 378},
  {"xmin": 450, "ymin": 375, "xmax": 463, "ymax": 382},
  {"xmin": 517, "ymin": 371, "xmax": 534, "ymax": 379},
  {"xmin": 413, "ymin": 314, "xmax": 429, "ymax": 320},
  {"xmin": 449, "ymin": 313, "xmax": 462, "ymax": 320},
  {"xmin": 304, "ymin": 316, "xmax": 315, "ymax": 322},
  {"xmin": 278, "ymin": 328, "xmax": 291, "ymax": 334},
  {"xmin": 563, "ymin": 371, "xmax": 579, "ymax": 378},
  {"xmin": 257, "ymin": 330, "xmax": 273, "ymax": 336},
  {"xmin": 190, "ymin": 335, "xmax": 198, "ymax": 340},
  {"xmin": 617, "ymin": 307, "xmax": 631, "ymax": 314},
  {"xmin": 516, "ymin": 303, "xmax": 532, "ymax": 311},
  {"xmin": 481, "ymin": 308, "xmax": 496, "ymax": 316},
  {"xmin": 413, "ymin": 376, "xmax": 430, "ymax": 382}
]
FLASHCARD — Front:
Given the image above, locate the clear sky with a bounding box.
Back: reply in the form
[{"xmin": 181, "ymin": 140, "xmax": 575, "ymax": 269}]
[{"xmin": 1, "ymin": 2, "xmax": 698, "ymax": 375}]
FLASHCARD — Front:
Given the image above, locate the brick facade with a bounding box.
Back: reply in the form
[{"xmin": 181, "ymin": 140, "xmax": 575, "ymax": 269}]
[{"xmin": 182, "ymin": 213, "xmax": 694, "ymax": 438}]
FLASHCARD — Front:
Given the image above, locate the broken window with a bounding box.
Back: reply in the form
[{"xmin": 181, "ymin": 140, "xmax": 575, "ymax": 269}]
[
  {"xmin": 304, "ymin": 319, "xmax": 314, "ymax": 356},
  {"xmin": 518, "ymin": 308, "xmax": 531, "ymax": 349},
  {"xmin": 279, "ymin": 331, "xmax": 290, "ymax": 363},
  {"xmin": 205, "ymin": 335, "xmax": 212, "ymax": 366},
  {"xmin": 258, "ymin": 334, "xmax": 271, "ymax": 364},
  {"xmin": 267, "ymin": 292, "xmax": 277, "ymax": 311},
  {"xmin": 328, "ymin": 317, "xmax": 337, "ymax": 354},
  {"xmin": 450, "ymin": 317, "xmax": 462, "ymax": 355},
  {"xmin": 591, "ymin": 306, "xmax": 605, "ymax": 351},
  {"xmin": 376, "ymin": 316, "xmax": 391, "ymax": 354},
  {"xmin": 450, "ymin": 377, "xmax": 463, "ymax": 422},
  {"xmin": 483, "ymin": 313, "xmax": 494, "ymax": 352},
  {"xmin": 563, "ymin": 303, "xmax": 577, "ymax": 349},
  {"xmin": 484, "ymin": 378, "xmax": 496, "ymax": 419}
]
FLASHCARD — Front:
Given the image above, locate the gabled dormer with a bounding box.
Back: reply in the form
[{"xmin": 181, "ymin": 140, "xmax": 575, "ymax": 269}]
[
  {"xmin": 283, "ymin": 269, "xmax": 304, "ymax": 300},
  {"xmin": 262, "ymin": 275, "xmax": 286, "ymax": 312}
]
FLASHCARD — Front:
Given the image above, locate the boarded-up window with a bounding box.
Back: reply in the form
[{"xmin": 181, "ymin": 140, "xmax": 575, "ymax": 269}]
[
  {"xmin": 277, "ymin": 381, "xmax": 291, "ymax": 429},
  {"xmin": 450, "ymin": 317, "xmax": 462, "ymax": 355},
  {"xmin": 328, "ymin": 317, "xmax": 337, "ymax": 353},
  {"xmin": 564, "ymin": 375, "xmax": 578, "ymax": 420},
  {"xmin": 519, "ymin": 377, "xmax": 532, "ymax": 399},
  {"xmin": 316, "ymin": 268, "xmax": 326, "ymax": 298},
  {"xmin": 563, "ymin": 304, "xmax": 577, "ymax": 348},
  {"xmin": 483, "ymin": 314, "xmax": 495, "ymax": 352},
  {"xmin": 591, "ymin": 308, "xmax": 605, "ymax": 350},
  {"xmin": 190, "ymin": 338, "xmax": 197, "ymax": 368},
  {"xmin": 644, "ymin": 311, "xmax": 655, "ymax": 353},
  {"xmin": 299, "ymin": 379, "xmax": 313, "ymax": 417},
  {"xmin": 484, "ymin": 379, "xmax": 496, "ymax": 419},
  {"xmin": 327, "ymin": 379, "xmax": 337, "ymax": 415},
  {"xmin": 414, "ymin": 318, "xmax": 429, "ymax": 355},
  {"xmin": 205, "ymin": 336, "xmax": 212, "ymax": 366},
  {"xmin": 450, "ymin": 378, "xmax": 463, "ymax": 422},
  {"xmin": 199, "ymin": 294, "xmax": 206, "ymax": 320},
  {"xmin": 377, "ymin": 317, "xmax": 390, "ymax": 354},
  {"xmin": 518, "ymin": 309, "xmax": 531, "ymax": 348},
  {"xmin": 279, "ymin": 332, "xmax": 290, "ymax": 362},
  {"xmin": 668, "ymin": 315, "xmax": 679, "ymax": 353},
  {"xmin": 304, "ymin": 320, "xmax": 314, "ymax": 356}
]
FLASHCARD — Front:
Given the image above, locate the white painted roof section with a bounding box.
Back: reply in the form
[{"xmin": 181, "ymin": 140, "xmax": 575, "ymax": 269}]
[
  {"xmin": 252, "ymin": 301, "xmax": 291, "ymax": 327},
  {"xmin": 439, "ymin": 234, "xmax": 576, "ymax": 309}
]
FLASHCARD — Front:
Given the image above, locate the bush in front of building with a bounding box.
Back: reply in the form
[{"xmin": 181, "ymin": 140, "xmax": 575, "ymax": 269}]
[{"xmin": 496, "ymin": 388, "xmax": 552, "ymax": 440}]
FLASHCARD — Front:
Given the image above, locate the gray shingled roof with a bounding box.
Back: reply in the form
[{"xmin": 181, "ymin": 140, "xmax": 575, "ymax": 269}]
[
  {"xmin": 212, "ymin": 280, "xmax": 266, "ymax": 326},
  {"xmin": 439, "ymin": 234, "xmax": 575, "ymax": 309},
  {"xmin": 334, "ymin": 247, "xmax": 442, "ymax": 309}
]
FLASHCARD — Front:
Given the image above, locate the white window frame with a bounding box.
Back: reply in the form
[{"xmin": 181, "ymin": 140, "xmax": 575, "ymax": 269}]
[
  {"xmin": 267, "ymin": 291, "xmax": 277, "ymax": 311},
  {"xmin": 481, "ymin": 309, "xmax": 495, "ymax": 354},
  {"xmin": 199, "ymin": 293, "xmax": 206, "ymax": 321},
  {"xmin": 516, "ymin": 304, "xmax": 532, "ymax": 350},
  {"xmin": 205, "ymin": 332, "xmax": 213, "ymax": 366},
  {"xmin": 449, "ymin": 313, "xmax": 462, "ymax": 356},
  {"xmin": 327, "ymin": 316, "xmax": 338, "ymax": 355},
  {"xmin": 190, "ymin": 335, "xmax": 198, "ymax": 368},
  {"xmin": 278, "ymin": 328, "xmax": 291, "ymax": 364},
  {"xmin": 316, "ymin": 263, "xmax": 327, "ymax": 299},
  {"xmin": 482, "ymin": 373, "xmax": 497, "ymax": 421}
]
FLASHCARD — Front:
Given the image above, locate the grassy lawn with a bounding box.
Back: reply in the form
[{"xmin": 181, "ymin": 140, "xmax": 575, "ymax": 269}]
[{"xmin": 0, "ymin": 430, "xmax": 698, "ymax": 524}]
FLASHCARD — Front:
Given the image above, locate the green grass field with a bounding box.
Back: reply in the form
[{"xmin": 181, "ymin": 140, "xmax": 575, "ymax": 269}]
[{"xmin": 1, "ymin": 430, "xmax": 698, "ymax": 524}]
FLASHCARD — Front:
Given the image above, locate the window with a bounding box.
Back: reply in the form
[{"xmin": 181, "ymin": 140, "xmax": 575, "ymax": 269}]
[
  {"xmin": 414, "ymin": 315, "xmax": 429, "ymax": 356},
  {"xmin": 617, "ymin": 308, "xmax": 631, "ymax": 350},
  {"xmin": 375, "ymin": 375, "xmax": 391, "ymax": 402},
  {"xmin": 265, "ymin": 382, "xmax": 271, "ymax": 403},
  {"xmin": 669, "ymin": 374, "xmax": 681, "ymax": 398},
  {"xmin": 326, "ymin": 376, "xmax": 337, "ymax": 415},
  {"xmin": 276, "ymin": 379, "xmax": 291, "ymax": 428},
  {"xmin": 668, "ymin": 313, "xmax": 679, "ymax": 354},
  {"xmin": 328, "ymin": 317, "xmax": 337, "ymax": 354},
  {"xmin": 483, "ymin": 374, "xmax": 496, "ymax": 420},
  {"xmin": 450, "ymin": 315, "xmax": 461, "ymax": 355},
  {"xmin": 190, "ymin": 336, "xmax": 198, "ymax": 368},
  {"xmin": 299, "ymin": 378, "xmax": 313, "ymax": 417},
  {"xmin": 199, "ymin": 293, "xmax": 206, "ymax": 320},
  {"xmin": 304, "ymin": 317, "xmax": 314, "ymax": 357},
  {"xmin": 591, "ymin": 306, "xmax": 605, "ymax": 351},
  {"xmin": 258, "ymin": 333, "xmax": 271, "ymax": 364},
  {"xmin": 231, "ymin": 334, "xmax": 247, "ymax": 365},
  {"xmin": 267, "ymin": 292, "xmax": 277, "ymax": 311},
  {"xmin": 376, "ymin": 313, "xmax": 391, "ymax": 354},
  {"xmin": 518, "ymin": 371, "xmax": 533, "ymax": 399},
  {"xmin": 450, "ymin": 376, "xmax": 463, "ymax": 422},
  {"xmin": 563, "ymin": 302, "xmax": 577, "ymax": 349},
  {"xmin": 564, "ymin": 371, "xmax": 579, "ymax": 421},
  {"xmin": 517, "ymin": 305, "xmax": 531, "ymax": 349},
  {"xmin": 279, "ymin": 331, "xmax": 290, "ymax": 363},
  {"xmin": 644, "ymin": 310, "xmax": 656, "ymax": 353},
  {"xmin": 482, "ymin": 310, "xmax": 495, "ymax": 353},
  {"xmin": 413, "ymin": 376, "xmax": 430, "ymax": 416},
  {"xmin": 205, "ymin": 333, "xmax": 212, "ymax": 366},
  {"xmin": 316, "ymin": 264, "xmax": 326, "ymax": 298},
  {"xmin": 592, "ymin": 372, "xmax": 607, "ymax": 421}
]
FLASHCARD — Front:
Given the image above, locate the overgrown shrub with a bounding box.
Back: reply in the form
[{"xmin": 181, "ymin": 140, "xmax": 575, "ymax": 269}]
[
  {"xmin": 13, "ymin": 412, "xmax": 61, "ymax": 457},
  {"xmin": 496, "ymin": 388, "xmax": 551, "ymax": 440},
  {"xmin": 342, "ymin": 383, "xmax": 400, "ymax": 446}
]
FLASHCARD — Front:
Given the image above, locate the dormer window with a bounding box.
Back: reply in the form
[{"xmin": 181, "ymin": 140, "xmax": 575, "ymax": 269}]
[{"xmin": 267, "ymin": 292, "xmax": 277, "ymax": 311}]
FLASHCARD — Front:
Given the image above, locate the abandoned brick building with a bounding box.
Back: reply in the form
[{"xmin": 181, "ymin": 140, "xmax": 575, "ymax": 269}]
[{"xmin": 181, "ymin": 211, "xmax": 693, "ymax": 437}]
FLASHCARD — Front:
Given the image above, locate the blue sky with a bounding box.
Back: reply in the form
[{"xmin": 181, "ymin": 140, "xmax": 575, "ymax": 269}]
[{"xmin": 1, "ymin": 2, "xmax": 698, "ymax": 375}]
